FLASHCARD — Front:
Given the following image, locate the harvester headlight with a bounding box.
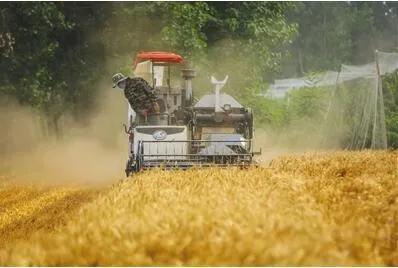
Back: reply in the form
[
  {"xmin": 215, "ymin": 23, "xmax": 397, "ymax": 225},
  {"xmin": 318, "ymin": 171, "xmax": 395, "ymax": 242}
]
[
  {"xmin": 240, "ymin": 137, "xmax": 247, "ymax": 148},
  {"xmin": 223, "ymin": 104, "xmax": 232, "ymax": 112}
]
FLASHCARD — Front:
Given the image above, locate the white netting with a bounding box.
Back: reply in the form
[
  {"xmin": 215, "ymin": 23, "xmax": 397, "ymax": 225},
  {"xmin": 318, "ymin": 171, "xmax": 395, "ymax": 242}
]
[
  {"xmin": 265, "ymin": 51, "xmax": 397, "ymax": 149},
  {"xmin": 378, "ymin": 51, "xmax": 398, "ymax": 74}
]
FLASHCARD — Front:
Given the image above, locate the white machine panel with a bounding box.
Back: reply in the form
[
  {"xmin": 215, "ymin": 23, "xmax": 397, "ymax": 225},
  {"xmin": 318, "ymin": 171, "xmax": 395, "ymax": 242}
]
[{"xmin": 134, "ymin": 126, "xmax": 188, "ymax": 160}]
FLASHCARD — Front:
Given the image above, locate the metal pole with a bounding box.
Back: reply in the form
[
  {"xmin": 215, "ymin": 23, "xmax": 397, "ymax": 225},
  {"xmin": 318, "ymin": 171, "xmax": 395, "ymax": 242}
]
[
  {"xmin": 375, "ymin": 50, "xmax": 388, "ymax": 149},
  {"xmin": 372, "ymin": 50, "xmax": 379, "ymax": 149},
  {"xmin": 373, "ymin": 50, "xmax": 388, "ymax": 149}
]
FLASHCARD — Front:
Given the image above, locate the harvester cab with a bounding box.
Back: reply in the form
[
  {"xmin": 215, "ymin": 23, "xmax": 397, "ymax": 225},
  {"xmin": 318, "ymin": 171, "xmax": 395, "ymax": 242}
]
[{"xmin": 123, "ymin": 51, "xmax": 259, "ymax": 176}]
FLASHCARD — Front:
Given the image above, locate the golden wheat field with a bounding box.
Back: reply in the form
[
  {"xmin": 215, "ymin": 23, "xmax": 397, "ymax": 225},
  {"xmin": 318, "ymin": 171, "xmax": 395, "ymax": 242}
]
[{"xmin": 0, "ymin": 150, "xmax": 397, "ymax": 266}]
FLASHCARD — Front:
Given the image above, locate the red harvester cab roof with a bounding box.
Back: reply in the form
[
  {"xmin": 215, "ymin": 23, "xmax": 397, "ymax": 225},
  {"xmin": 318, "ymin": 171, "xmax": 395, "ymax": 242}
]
[{"xmin": 134, "ymin": 51, "xmax": 184, "ymax": 67}]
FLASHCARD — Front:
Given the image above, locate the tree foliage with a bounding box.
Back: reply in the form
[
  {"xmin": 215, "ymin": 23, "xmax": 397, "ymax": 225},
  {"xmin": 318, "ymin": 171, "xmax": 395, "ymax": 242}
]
[
  {"xmin": 0, "ymin": 2, "xmax": 109, "ymax": 136},
  {"xmin": 0, "ymin": 2, "xmax": 296, "ymax": 135},
  {"xmin": 1, "ymin": 2, "xmax": 398, "ymax": 147},
  {"xmin": 282, "ymin": 2, "xmax": 398, "ymax": 76}
]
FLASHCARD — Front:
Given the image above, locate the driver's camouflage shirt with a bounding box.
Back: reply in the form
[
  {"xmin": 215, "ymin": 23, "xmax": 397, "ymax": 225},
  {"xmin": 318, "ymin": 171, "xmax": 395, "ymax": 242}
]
[{"xmin": 123, "ymin": 77, "xmax": 158, "ymax": 112}]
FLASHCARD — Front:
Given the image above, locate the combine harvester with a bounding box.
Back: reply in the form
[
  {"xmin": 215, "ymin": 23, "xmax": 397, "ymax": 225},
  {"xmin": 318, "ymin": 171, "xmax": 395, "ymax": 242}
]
[{"xmin": 121, "ymin": 51, "xmax": 260, "ymax": 176}]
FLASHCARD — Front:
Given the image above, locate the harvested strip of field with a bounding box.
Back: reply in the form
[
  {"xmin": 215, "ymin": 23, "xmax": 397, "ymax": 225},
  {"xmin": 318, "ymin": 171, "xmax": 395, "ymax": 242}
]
[
  {"xmin": 0, "ymin": 151, "xmax": 397, "ymax": 266},
  {"xmin": 0, "ymin": 183, "xmax": 98, "ymax": 246}
]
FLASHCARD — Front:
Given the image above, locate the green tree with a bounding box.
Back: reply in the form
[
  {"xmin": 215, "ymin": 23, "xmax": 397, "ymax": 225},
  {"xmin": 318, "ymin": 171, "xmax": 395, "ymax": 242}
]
[
  {"xmin": 161, "ymin": 2, "xmax": 213, "ymax": 61},
  {"xmin": 0, "ymin": 2, "xmax": 109, "ymax": 137},
  {"xmin": 382, "ymin": 71, "xmax": 398, "ymax": 147}
]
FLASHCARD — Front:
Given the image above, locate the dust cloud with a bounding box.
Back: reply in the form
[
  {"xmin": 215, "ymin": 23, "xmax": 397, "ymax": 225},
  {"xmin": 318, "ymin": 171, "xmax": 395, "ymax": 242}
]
[{"xmin": 0, "ymin": 84, "xmax": 129, "ymax": 186}]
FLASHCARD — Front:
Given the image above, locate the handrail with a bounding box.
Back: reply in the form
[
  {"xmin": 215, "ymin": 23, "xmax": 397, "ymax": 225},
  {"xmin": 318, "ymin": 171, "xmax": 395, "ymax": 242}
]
[{"xmin": 131, "ymin": 139, "xmax": 257, "ymax": 172}]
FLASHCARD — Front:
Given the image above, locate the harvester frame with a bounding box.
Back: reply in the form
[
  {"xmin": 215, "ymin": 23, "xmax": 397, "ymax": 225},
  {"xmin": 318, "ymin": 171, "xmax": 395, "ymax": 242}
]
[{"xmin": 122, "ymin": 51, "xmax": 260, "ymax": 176}]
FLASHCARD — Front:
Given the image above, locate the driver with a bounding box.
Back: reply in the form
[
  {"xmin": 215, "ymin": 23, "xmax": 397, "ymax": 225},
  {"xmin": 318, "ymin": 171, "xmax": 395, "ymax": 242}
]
[{"xmin": 112, "ymin": 73, "xmax": 160, "ymax": 119}]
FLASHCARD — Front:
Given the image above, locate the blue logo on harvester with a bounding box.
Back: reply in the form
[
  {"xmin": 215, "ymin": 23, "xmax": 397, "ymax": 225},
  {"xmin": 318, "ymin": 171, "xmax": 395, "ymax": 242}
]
[{"xmin": 153, "ymin": 130, "xmax": 167, "ymax": 140}]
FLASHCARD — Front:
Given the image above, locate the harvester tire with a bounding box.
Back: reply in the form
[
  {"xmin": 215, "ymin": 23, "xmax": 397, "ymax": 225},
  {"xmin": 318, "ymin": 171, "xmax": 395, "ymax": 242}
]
[{"xmin": 125, "ymin": 158, "xmax": 133, "ymax": 177}]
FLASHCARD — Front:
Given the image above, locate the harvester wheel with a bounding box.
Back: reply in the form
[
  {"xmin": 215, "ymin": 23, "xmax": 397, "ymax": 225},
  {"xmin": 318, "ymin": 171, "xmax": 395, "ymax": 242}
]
[{"xmin": 125, "ymin": 158, "xmax": 133, "ymax": 177}]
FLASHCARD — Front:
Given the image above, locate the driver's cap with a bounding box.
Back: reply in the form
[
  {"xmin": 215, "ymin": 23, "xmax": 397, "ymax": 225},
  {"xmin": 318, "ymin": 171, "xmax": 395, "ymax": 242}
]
[{"xmin": 112, "ymin": 73, "xmax": 127, "ymax": 88}]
